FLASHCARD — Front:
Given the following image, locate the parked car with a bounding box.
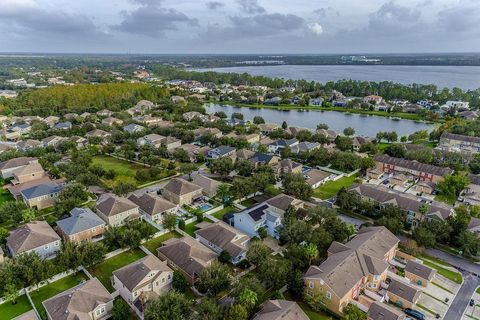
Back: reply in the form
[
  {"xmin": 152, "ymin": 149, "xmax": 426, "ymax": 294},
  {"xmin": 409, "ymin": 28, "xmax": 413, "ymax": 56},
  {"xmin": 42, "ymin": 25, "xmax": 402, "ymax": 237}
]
[
  {"xmin": 404, "ymin": 308, "xmax": 425, "ymax": 320},
  {"xmin": 470, "ymin": 299, "xmax": 475, "ymax": 307}
]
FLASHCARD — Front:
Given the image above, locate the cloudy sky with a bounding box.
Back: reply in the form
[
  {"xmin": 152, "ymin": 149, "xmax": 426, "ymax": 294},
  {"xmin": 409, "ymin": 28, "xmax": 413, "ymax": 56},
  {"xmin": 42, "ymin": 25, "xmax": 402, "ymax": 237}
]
[{"xmin": 0, "ymin": 0, "xmax": 479, "ymax": 53}]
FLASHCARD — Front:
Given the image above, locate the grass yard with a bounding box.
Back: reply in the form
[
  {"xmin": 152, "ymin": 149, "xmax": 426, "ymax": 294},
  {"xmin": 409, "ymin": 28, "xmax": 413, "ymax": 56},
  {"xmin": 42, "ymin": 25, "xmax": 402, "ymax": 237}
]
[
  {"xmin": 30, "ymin": 271, "xmax": 88, "ymax": 320},
  {"xmin": 184, "ymin": 221, "xmax": 198, "ymax": 237},
  {"xmin": 240, "ymin": 198, "xmax": 257, "ymax": 208},
  {"xmin": 313, "ymin": 175, "xmax": 358, "ymax": 200},
  {"xmin": 212, "ymin": 206, "xmax": 239, "ymax": 220},
  {"xmin": 0, "ymin": 294, "xmax": 32, "ymax": 319},
  {"xmin": 421, "ymin": 257, "xmax": 463, "ymax": 284},
  {"xmin": 0, "ymin": 186, "xmax": 13, "ymax": 205},
  {"xmin": 283, "ymin": 293, "xmax": 333, "ymax": 320},
  {"xmin": 87, "ymin": 248, "xmax": 146, "ymax": 292},
  {"xmin": 434, "ymin": 194, "xmax": 456, "ymax": 205},
  {"xmin": 143, "ymin": 231, "xmax": 181, "ymax": 255},
  {"xmin": 91, "ymin": 155, "xmax": 155, "ymax": 188}
]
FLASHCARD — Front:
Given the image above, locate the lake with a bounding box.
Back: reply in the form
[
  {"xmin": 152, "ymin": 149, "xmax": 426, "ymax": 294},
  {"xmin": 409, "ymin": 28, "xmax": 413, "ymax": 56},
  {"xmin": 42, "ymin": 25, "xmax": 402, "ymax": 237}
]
[
  {"xmin": 197, "ymin": 65, "xmax": 480, "ymax": 90},
  {"xmin": 205, "ymin": 103, "xmax": 433, "ymax": 137}
]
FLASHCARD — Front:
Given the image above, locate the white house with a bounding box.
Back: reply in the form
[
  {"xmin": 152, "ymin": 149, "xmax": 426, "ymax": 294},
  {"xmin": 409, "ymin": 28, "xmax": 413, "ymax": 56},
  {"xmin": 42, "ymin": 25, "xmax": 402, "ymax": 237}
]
[
  {"xmin": 233, "ymin": 203, "xmax": 282, "ymax": 239},
  {"xmin": 7, "ymin": 221, "xmax": 61, "ymax": 259}
]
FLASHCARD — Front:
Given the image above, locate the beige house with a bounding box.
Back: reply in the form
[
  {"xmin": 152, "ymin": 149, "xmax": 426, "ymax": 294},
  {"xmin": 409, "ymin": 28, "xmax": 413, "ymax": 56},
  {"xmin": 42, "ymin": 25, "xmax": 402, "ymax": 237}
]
[
  {"xmin": 162, "ymin": 178, "xmax": 203, "ymax": 205},
  {"xmin": 95, "ymin": 194, "xmax": 140, "ymax": 226},
  {"xmin": 404, "ymin": 260, "xmax": 436, "ymax": 287},
  {"xmin": 304, "ymin": 226, "xmax": 399, "ymax": 316},
  {"xmin": 0, "ymin": 157, "xmax": 38, "ymax": 179},
  {"xmin": 20, "ymin": 183, "xmax": 64, "ymax": 210},
  {"xmin": 43, "ymin": 278, "xmax": 113, "ymax": 320},
  {"xmin": 56, "ymin": 208, "xmax": 106, "ymax": 243},
  {"xmin": 387, "ymin": 279, "xmax": 421, "ymax": 309},
  {"xmin": 101, "ymin": 117, "xmax": 123, "ymax": 126},
  {"xmin": 276, "ymin": 159, "xmax": 303, "ymax": 178},
  {"xmin": 112, "ymin": 255, "xmax": 173, "ymax": 318},
  {"xmin": 128, "ymin": 193, "xmax": 177, "ymax": 224},
  {"xmin": 11, "ymin": 162, "xmax": 45, "ymax": 185},
  {"xmin": 157, "ymin": 236, "xmax": 217, "ymax": 285},
  {"xmin": 192, "ymin": 174, "xmax": 221, "ymax": 197},
  {"xmin": 252, "ymin": 300, "xmax": 309, "ymax": 320},
  {"xmin": 7, "ymin": 221, "xmax": 61, "ymax": 259}
]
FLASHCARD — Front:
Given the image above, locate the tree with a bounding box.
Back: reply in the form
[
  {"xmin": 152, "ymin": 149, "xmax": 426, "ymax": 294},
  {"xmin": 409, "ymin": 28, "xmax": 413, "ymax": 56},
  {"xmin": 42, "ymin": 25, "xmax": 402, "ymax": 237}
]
[
  {"xmin": 218, "ymin": 250, "xmax": 232, "ymax": 263},
  {"xmin": 163, "ymin": 212, "xmax": 177, "ymax": 231},
  {"xmin": 281, "ymin": 121, "xmax": 288, "ymax": 130},
  {"xmin": 3, "ymin": 283, "xmax": 19, "ymax": 304},
  {"xmin": 253, "ymin": 116, "xmax": 265, "ymax": 124},
  {"xmin": 197, "ymin": 262, "xmax": 231, "ymax": 296},
  {"xmin": 113, "ymin": 182, "xmax": 136, "ymax": 196},
  {"xmin": 257, "ymin": 258, "xmax": 291, "ymax": 289},
  {"xmin": 287, "ymin": 270, "xmax": 305, "ymax": 298},
  {"xmin": 194, "ymin": 298, "xmax": 224, "ymax": 320},
  {"xmin": 210, "ymin": 157, "xmax": 234, "ymax": 176},
  {"xmin": 334, "ymin": 136, "xmax": 353, "ymax": 151},
  {"xmin": 305, "ymin": 243, "xmax": 319, "ymax": 265},
  {"xmin": 257, "ymin": 227, "xmax": 267, "ymax": 239},
  {"xmin": 385, "ymin": 144, "xmax": 406, "ymax": 158},
  {"xmin": 343, "ymin": 304, "xmax": 367, "ymax": 320},
  {"xmin": 437, "ymin": 173, "xmax": 470, "ymax": 201},
  {"xmin": 21, "ymin": 209, "xmax": 36, "ymax": 223},
  {"xmin": 179, "ymin": 163, "xmax": 197, "ymax": 180},
  {"xmin": 282, "ymin": 173, "xmax": 312, "ymax": 200},
  {"xmin": 112, "ymin": 298, "xmax": 131, "ymax": 320},
  {"xmin": 317, "ymin": 123, "xmax": 329, "ymax": 130},
  {"xmin": 172, "ymin": 271, "xmax": 189, "ymax": 293},
  {"xmin": 412, "ymin": 225, "xmax": 436, "ymax": 247},
  {"xmin": 235, "ymin": 160, "xmax": 254, "ymax": 177},
  {"xmin": 227, "ymin": 304, "xmax": 248, "ymax": 320},
  {"xmin": 247, "ymin": 241, "xmax": 270, "ymax": 266},
  {"xmin": 144, "ymin": 291, "xmax": 193, "ymax": 320},
  {"xmin": 0, "ymin": 227, "xmax": 9, "ymax": 245},
  {"xmin": 458, "ymin": 230, "xmax": 480, "ymax": 257},
  {"xmin": 216, "ymin": 183, "xmax": 231, "ymax": 204},
  {"xmin": 238, "ymin": 288, "xmax": 258, "ymax": 311},
  {"xmin": 343, "ymin": 127, "xmax": 355, "ymax": 136}
]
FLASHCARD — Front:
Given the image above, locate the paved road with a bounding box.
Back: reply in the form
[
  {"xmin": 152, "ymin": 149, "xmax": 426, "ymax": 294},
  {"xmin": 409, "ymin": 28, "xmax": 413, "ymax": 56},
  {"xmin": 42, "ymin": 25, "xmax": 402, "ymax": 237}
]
[
  {"xmin": 424, "ymin": 248, "xmax": 480, "ymax": 320},
  {"xmin": 444, "ymin": 272, "xmax": 480, "ymax": 320}
]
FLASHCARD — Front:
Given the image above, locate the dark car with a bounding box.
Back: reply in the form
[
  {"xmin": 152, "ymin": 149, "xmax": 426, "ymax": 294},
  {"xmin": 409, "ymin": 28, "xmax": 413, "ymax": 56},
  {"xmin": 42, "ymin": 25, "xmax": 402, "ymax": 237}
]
[
  {"xmin": 470, "ymin": 299, "xmax": 475, "ymax": 307},
  {"xmin": 404, "ymin": 308, "xmax": 425, "ymax": 320}
]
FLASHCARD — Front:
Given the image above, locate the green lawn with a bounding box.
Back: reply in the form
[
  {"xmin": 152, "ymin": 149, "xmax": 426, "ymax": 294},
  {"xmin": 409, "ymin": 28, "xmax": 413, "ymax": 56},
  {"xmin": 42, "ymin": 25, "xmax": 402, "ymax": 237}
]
[
  {"xmin": 212, "ymin": 206, "xmax": 239, "ymax": 220},
  {"xmin": 30, "ymin": 271, "xmax": 88, "ymax": 320},
  {"xmin": 0, "ymin": 186, "xmax": 13, "ymax": 205},
  {"xmin": 87, "ymin": 248, "xmax": 146, "ymax": 292},
  {"xmin": 184, "ymin": 221, "xmax": 198, "ymax": 237},
  {"xmin": 0, "ymin": 294, "xmax": 32, "ymax": 319},
  {"xmin": 240, "ymin": 198, "xmax": 257, "ymax": 208},
  {"xmin": 421, "ymin": 257, "xmax": 463, "ymax": 284},
  {"xmin": 92, "ymin": 155, "xmax": 161, "ymax": 188},
  {"xmin": 313, "ymin": 175, "xmax": 358, "ymax": 200},
  {"xmin": 143, "ymin": 231, "xmax": 181, "ymax": 255},
  {"xmin": 434, "ymin": 194, "xmax": 456, "ymax": 205}
]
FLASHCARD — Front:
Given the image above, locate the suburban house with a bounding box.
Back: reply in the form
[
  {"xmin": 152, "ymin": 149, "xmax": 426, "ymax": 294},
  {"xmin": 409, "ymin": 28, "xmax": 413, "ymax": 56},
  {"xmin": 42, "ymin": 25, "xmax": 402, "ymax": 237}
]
[
  {"xmin": 195, "ymin": 221, "xmax": 250, "ymax": 264},
  {"xmin": 367, "ymin": 301, "xmax": 406, "ymax": 320},
  {"xmin": 41, "ymin": 135, "xmax": 65, "ymax": 148},
  {"xmin": 404, "ymin": 260, "xmax": 436, "ymax": 287},
  {"xmin": 95, "ymin": 193, "xmax": 140, "ymax": 226},
  {"xmin": 258, "ymin": 123, "xmax": 279, "ymax": 135},
  {"xmin": 97, "ymin": 109, "xmax": 112, "ymax": 117},
  {"xmin": 20, "ymin": 183, "xmax": 64, "ymax": 210},
  {"xmin": 162, "ymin": 178, "xmax": 203, "ymax": 206},
  {"xmin": 137, "ymin": 133, "xmax": 165, "ymax": 148},
  {"xmin": 56, "ymin": 207, "xmax": 106, "ymax": 243},
  {"xmin": 112, "ymin": 255, "xmax": 173, "ymax": 318},
  {"xmin": 161, "ymin": 136, "xmax": 182, "ymax": 151},
  {"xmin": 305, "ymin": 169, "xmax": 332, "ymax": 189},
  {"xmin": 7, "ymin": 221, "xmax": 61, "ymax": 259},
  {"xmin": 0, "ymin": 157, "xmax": 38, "ymax": 179},
  {"xmin": 266, "ymin": 193, "xmax": 305, "ymax": 215},
  {"xmin": 157, "ymin": 236, "xmax": 217, "ymax": 285},
  {"xmin": 43, "ymin": 278, "xmax": 113, "ymax": 320},
  {"xmin": 316, "ymin": 129, "xmax": 338, "ymax": 143},
  {"xmin": 236, "ymin": 148, "xmax": 255, "ymax": 161},
  {"xmin": 268, "ymin": 138, "xmax": 299, "ymax": 154},
  {"xmin": 86, "ymin": 129, "xmax": 112, "ymax": 142},
  {"xmin": 276, "ymin": 159, "xmax": 303, "ymax": 177},
  {"xmin": 206, "ymin": 145, "xmax": 236, "ymax": 160},
  {"xmin": 304, "ymin": 226, "xmax": 399, "ymax": 315},
  {"xmin": 128, "ymin": 193, "xmax": 177, "ymax": 224},
  {"xmin": 249, "ymin": 153, "xmax": 280, "ymax": 168},
  {"xmin": 101, "ymin": 117, "xmax": 123, "ymax": 126},
  {"xmin": 252, "ymin": 300, "xmax": 309, "ymax": 320},
  {"xmin": 192, "ymin": 174, "xmax": 221, "ymax": 197},
  {"xmin": 374, "ymin": 154, "xmax": 452, "ymax": 184},
  {"xmin": 234, "ymin": 202, "xmax": 283, "ymax": 239},
  {"xmin": 16, "ymin": 139, "xmax": 42, "ymax": 152},
  {"xmin": 386, "ymin": 279, "xmax": 421, "ymax": 309},
  {"xmin": 123, "ymin": 123, "xmax": 146, "ymax": 134},
  {"xmin": 54, "ymin": 121, "xmax": 72, "ymax": 130},
  {"xmin": 11, "ymin": 162, "xmax": 45, "ymax": 185},
  {"xmin": 349, "ymin": 184, "xmax": 454, "ymax": 227},
  {"xmin": 291, "ymin": 141, "xmax": 321, "ymax": 154},
  {"xmin": 437, "ymin": 132, "xmax": 480, "ymax": 155}
]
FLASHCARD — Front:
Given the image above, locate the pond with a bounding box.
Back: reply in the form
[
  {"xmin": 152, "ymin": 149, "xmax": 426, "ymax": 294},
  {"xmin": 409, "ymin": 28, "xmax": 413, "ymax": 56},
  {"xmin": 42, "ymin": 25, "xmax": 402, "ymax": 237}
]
[{"xmin": 205, "ymin": 103, "xmax": 433, "ymax": 137}]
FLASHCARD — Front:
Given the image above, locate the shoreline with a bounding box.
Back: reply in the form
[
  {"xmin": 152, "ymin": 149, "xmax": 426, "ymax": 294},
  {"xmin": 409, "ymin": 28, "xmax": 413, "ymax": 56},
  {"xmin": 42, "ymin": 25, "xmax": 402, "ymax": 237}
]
[{"xmin": 207, "ymin": 101, "xmax": 439, "ymax": 123}]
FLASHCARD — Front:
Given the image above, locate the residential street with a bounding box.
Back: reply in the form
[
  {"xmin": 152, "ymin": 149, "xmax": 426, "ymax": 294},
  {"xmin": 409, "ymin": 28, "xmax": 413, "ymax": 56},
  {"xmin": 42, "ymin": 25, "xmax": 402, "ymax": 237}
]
[{"xmin": 425, "ymin": 248, "xmax": 480, "ymax": 320}]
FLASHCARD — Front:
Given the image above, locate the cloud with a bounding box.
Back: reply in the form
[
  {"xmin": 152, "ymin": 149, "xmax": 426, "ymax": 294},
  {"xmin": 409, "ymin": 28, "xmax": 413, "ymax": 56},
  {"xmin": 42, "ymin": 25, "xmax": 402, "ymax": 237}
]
[
  {"xmin": 308, "ymin": 22, "xmax": 324, "ymax": 35},
  {"xmin": 0, "ymin": 0, "xmax": 102, "ymax": 37},
  {"xmin": 206, "ymin": 1, "xmax": 224, "ymax": 10},
  {"xmin": 367, "ymin": 1, "xmax": 422, "ymax": 35},
  {"xmin": 237, "ymin": 0, "xmax": 266, "ymax": 14},
  {"xmin": 438, "ymin": 0, "xmax": 480, "ymax": 33},
  {"xmin": 112, "ymin": 1, "xmax": 198, "ymax": 37}
]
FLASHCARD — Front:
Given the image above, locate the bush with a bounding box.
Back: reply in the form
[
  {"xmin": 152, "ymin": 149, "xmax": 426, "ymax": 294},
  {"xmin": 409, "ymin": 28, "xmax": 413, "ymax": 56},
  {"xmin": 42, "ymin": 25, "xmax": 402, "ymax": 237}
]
[
  {"xmin": 172, "ymin": 271, "xmax": 189, "ymax": 293},
  {"xmin": 178, "ymin": 220, "xmax": 186, "ymax": 230},
  {"xmin": 236, "ymin": 259, "xmax": 251, "ymax": 269},
  {"xmin": 219, "ymin": 250, "xmax": 232, "ymax": 264}
]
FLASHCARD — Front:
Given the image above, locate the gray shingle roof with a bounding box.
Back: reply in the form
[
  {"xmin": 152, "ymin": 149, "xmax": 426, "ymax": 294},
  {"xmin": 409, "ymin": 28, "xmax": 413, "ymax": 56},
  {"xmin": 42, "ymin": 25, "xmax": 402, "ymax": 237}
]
[
  {"xmin": 7, "ymin": 221, "xmax": 60, "ymax": 254},
  {"xmin": 253, "ymin": 300, "xmax": 309, "ymax": 320},
  {"xmin": 195, "ymin": 221, "xmax": 249, "ymax": 257},
  {"xmin": 96, "ymin": 194, "xmax": 138, "ymax": 217},
  {"xmin": 164, "ymin": 178, "xmax": 202, "ymax": 196},
  {"xmin": 387, "ymin": 279, "xmax": 421, "ymax": 303},
  {"xmin": 405, "ymin": 260, "xmax": 435, "ymax": 281},
  {"xmin": 368, "ymin": 301, "xmax": 406, "ymax": 320},
  {"xmin": 128, "ymin": 193, "xmax": 176, "ymax": 216},
  {"xmin": 21, "ymin": 183, "xmax": 63, "ymax": 199},
  {"xmin": 56, "ymin": 208, "xmax": 105, "ymax": 236}
]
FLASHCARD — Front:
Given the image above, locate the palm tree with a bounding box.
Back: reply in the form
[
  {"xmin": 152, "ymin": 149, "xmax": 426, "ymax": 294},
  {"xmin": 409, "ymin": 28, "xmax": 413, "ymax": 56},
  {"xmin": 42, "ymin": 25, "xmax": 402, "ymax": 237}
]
[
  {"xmin": 238, "ymin": 288, "xmax": 258, "ymax": 311},
  {"xmin": 216, "ymin": 183, "xmax": 231, "ymax": 204},
  {"xmin": 305, "ymin": 243, "xmax": 319, "ymax": 265}
]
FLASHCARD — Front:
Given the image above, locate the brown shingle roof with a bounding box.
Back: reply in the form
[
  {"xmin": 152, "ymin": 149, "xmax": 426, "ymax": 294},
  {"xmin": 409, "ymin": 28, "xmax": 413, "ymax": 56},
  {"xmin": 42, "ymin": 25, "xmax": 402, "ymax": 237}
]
[
  {"xmin": 195, "ymin": 221, "xmax": 249, "ymax": 257},
  {"xmin": 43, "ymin": 278, "xmax": 112, "ymax": 320},
  {"xmin": 253, "ymin": 300, "xmax": 309, "ymax": 320},
  {"xmin": 164, "ymin": 178, "xmax": 202, "ymax": 196},
  {"xmin": 113, "ymin": 255, "xmax": 172, "ymax": 292},
  {"xmin": 405, "ymin": 260, "xmax": 436, "ymax": 281},
  {"xmin": 157, "ymin": 237, "xmax": 217, "ymax": 278},
  {"xmin": 7, "ymin": 221, "xmax": 60, "ymax": 255},
  {"xmin": 128, "ymin": 193, "xmax": 176, "ymax": 216},
  {"xmin": 374, "ymin": 154, "xmax": 452, "ymax": 177},
  {"xmin": 0, "ymin": 157, "xmax": 37, "ymax": 170},
  {"xmin": 266, "ymin": 193, "xmax": 302, "ymax": 211},
  {"xmin": 96, "ymin": 194, "xmax": 138, "ymax": 217},
  {"xmin": 368, "ymin": 301, "xmax": 406, "ymax": 320},
  {"xmin": 387, "ymin": 279, "xmax": 421, "ymax": 303},
  {"xmin": 192, "ymin": 174, "xmax": 221, "ymax": 196}
]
